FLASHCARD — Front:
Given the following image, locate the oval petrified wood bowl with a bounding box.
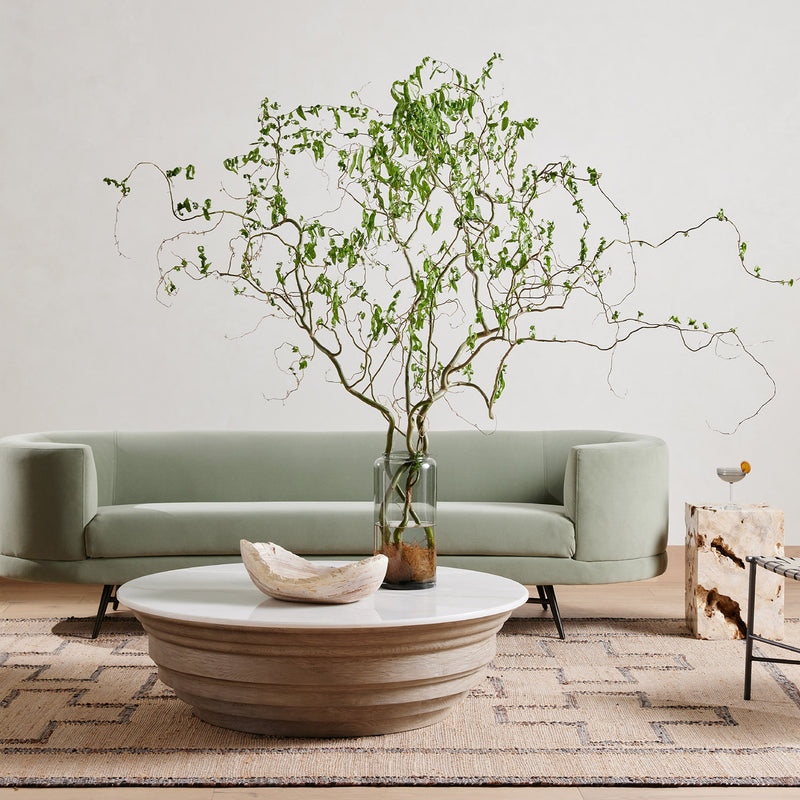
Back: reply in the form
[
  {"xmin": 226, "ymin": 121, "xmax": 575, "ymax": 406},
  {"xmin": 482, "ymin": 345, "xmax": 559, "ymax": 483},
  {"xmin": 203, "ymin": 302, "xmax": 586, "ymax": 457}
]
[{"xmin": 240, "ymin": 540, "xmax": 388, "ymax": 604}]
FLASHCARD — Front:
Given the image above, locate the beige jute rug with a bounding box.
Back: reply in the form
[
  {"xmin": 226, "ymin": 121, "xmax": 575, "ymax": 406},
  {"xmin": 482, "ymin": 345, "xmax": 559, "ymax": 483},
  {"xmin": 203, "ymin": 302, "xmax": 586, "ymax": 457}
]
[{"xmin": 1, "ymin": 614, "xmax": 799, "ymax": 787}]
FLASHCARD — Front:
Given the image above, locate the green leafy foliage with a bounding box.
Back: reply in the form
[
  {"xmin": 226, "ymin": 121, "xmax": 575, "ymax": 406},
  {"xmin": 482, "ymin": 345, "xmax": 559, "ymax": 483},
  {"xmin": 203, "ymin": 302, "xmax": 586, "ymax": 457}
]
[{"xmin": 105, "ymin": 54, "xmax": 789, "ymax": 448}]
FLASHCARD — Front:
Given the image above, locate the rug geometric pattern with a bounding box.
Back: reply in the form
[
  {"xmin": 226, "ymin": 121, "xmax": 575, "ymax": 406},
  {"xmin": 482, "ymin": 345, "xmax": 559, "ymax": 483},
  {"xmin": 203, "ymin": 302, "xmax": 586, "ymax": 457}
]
[{"xmin": 2, "ymin": 616, "xmax": 799, "ymax": 786}]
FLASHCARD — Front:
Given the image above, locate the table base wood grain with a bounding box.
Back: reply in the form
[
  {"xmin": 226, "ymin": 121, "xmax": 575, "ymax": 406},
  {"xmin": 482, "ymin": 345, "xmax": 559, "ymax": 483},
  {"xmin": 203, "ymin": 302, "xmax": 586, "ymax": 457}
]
[{"xmin": 118, "ymin": 563, "xmax": 529, "ymax": 737}]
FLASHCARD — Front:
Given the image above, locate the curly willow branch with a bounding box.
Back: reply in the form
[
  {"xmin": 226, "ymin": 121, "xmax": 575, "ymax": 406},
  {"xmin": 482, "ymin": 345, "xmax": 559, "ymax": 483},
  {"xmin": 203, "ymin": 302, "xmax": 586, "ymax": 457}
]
[{"xmin": 104, "ymin": 55, "xmax": 794, "ymax": 449}]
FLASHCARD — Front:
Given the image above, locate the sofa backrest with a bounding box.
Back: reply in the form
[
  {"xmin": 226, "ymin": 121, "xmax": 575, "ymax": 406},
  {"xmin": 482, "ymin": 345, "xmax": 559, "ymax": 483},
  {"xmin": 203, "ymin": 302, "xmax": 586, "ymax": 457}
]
[{"xmin": 30, "ymin": 429, "xmax": 639, "ymax": 505}]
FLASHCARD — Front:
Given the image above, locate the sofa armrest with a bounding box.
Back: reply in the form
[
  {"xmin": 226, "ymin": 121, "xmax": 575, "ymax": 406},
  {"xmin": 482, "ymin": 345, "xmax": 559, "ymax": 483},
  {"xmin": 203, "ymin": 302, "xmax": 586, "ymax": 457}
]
[
  {"xmin": 563, "ymin": 437, "xmax": 668, "ymax": 563},
  {"xmin": 0, "ymin": 439, "xmax": 98, "ymax": 561}
]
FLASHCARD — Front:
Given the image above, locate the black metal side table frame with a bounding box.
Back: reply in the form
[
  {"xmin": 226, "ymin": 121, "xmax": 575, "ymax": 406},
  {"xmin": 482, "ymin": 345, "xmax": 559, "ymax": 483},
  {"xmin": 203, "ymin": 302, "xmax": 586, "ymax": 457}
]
[{"xmin": 744, "ymin": 555, "xmax": 800, "ymax": 700}]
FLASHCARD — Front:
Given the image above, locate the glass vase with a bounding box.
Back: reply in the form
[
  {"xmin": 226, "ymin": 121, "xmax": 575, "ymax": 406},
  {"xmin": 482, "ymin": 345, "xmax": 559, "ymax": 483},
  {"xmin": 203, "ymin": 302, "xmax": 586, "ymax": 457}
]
[{"xmin": 373, "ymin": 451, "xmax": 436, "ymax": 589}]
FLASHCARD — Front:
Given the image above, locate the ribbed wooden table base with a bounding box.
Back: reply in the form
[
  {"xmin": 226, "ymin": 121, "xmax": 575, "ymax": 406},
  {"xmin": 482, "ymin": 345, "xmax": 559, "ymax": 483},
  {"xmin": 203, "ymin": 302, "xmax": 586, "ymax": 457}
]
[{"xmin": 135, "ymin": 610, "xmax": 512, "ymax": 737}]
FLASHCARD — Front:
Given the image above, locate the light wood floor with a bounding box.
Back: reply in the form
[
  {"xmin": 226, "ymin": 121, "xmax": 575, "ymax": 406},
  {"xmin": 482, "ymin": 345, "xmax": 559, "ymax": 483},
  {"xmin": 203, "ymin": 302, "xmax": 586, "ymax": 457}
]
[{"xmin": 1, "ymin": 545, "xmax": 799, "ymax": 799}]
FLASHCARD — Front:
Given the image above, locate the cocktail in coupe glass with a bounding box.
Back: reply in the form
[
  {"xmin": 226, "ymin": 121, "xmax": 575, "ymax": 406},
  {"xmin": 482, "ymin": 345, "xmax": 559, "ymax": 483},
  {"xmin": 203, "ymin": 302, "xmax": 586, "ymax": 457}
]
[{"xmin": 716, "ymin": 466, "xmax": 747, "ymax": 509}]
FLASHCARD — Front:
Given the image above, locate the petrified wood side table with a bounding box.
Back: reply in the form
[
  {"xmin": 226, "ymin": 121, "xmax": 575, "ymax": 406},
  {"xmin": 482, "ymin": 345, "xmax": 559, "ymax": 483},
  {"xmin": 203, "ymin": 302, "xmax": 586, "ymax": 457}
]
[{"xmin": 685, "ymin": 503, "xmax": 784, "ymax": 640}]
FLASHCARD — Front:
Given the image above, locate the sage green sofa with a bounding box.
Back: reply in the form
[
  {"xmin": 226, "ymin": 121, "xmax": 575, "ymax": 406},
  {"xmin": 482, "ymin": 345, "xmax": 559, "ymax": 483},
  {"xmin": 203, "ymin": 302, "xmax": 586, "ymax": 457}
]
[{"xmin": 0, "ymin": 429, "xmax": 668, "ymax": 635}]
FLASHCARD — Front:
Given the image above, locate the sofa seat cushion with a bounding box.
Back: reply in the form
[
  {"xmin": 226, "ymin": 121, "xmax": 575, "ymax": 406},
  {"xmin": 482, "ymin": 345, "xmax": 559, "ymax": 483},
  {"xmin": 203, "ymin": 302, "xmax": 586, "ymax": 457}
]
[
  {"xmin": 84, "ymin": 501, "xmax": 575, "ymax": 559},
  {"xmin": 85, "ymin": 502, "xmax": 373, "ymax": 558},
  {"xmin": 437, "ymin": 502, "xmax": 575, "ymax": 558}
]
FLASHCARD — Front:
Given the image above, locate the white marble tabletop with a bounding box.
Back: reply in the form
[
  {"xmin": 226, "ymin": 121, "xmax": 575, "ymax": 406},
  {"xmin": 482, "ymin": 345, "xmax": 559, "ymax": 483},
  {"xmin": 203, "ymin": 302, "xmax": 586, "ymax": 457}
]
[{"xmin": 117, "ymin": 563, "xmax": 529, "ymax": 629}]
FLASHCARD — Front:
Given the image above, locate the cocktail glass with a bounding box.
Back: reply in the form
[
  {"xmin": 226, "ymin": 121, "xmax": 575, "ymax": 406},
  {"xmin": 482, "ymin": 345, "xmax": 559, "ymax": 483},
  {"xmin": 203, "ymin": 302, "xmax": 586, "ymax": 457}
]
[{"xmin": 716, "ymin": 467, "xmax": 746, "ymax": 509}]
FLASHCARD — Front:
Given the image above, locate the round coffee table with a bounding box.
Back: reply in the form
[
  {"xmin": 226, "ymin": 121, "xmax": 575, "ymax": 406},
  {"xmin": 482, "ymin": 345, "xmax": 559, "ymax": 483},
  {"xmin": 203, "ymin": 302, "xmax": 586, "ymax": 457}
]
[{"xmin": 117, "ymin": 563, "xmax": 528, "ymax": 737}]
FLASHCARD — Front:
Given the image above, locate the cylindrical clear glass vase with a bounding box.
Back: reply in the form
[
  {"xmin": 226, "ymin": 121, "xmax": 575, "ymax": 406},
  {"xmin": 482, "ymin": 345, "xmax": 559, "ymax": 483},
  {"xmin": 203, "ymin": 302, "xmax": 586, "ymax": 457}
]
[{"xmin": 373, "ymin": 451, "xmax": 436, "ymax": 589}]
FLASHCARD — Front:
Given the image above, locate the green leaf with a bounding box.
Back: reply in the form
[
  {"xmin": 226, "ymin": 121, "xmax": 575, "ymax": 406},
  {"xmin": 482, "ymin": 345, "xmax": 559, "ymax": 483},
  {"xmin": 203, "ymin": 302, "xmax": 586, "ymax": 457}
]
[{"xmin": 106, "ymin": 53, "xmax": 781, "ymax": 443}]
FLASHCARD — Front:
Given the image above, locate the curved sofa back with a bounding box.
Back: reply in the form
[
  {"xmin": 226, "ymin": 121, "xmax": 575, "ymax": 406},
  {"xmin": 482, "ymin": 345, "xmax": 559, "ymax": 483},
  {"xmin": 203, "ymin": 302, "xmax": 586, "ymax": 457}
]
[{"xmin": 2, "ymin": 429, "xmax": 658, "ymax": 506}]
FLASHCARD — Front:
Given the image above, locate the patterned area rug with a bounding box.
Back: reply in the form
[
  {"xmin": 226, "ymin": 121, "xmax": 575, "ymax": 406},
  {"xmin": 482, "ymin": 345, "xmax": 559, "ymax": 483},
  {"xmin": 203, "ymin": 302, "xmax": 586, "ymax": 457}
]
[{"xmin": 1, "ymin": 615, "xmax": 799, "ymax": 787}]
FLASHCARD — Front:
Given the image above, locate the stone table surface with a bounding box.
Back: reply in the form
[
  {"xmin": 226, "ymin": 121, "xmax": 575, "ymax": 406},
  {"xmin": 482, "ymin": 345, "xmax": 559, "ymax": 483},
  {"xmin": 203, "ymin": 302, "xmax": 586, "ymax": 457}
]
[
  {"xmin": 118, "ymin": 562, "xmax": 529, "ymax": 627},
  {"xmin": 685, "ymin": 503, "xmax": 784, "ymax": 640}
]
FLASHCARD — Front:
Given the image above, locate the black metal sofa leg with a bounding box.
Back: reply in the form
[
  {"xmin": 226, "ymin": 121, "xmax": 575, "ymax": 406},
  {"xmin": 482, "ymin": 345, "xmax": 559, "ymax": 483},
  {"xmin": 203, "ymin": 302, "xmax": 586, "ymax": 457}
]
[
  {"xmin": 545, "ymin": 585, "xmax": 565, "ymax": 640},
  {"xmin": 528, "ymin": 584, "xmax": 566, "ymax": 639},
  {"xmin": 92, "ymin": 584, "xmax": 119, "ymax": 639}
]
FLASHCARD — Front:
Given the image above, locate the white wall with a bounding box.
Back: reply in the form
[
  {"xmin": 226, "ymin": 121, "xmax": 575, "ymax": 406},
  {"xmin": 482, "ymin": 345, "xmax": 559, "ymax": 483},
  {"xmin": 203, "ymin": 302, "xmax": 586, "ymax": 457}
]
[{"xmin": 1, "ymin": 0, "xmax": 798, "ymax": 544}]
